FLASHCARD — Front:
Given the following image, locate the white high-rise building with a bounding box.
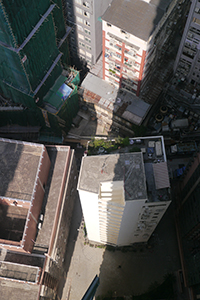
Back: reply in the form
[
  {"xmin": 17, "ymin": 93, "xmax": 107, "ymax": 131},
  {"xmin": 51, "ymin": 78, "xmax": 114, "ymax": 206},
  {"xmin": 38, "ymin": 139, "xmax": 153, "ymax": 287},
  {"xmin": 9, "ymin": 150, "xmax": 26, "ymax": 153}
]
[{"xmin": 78, "ymin": 136, "xmax": 171, "ymax": 246}]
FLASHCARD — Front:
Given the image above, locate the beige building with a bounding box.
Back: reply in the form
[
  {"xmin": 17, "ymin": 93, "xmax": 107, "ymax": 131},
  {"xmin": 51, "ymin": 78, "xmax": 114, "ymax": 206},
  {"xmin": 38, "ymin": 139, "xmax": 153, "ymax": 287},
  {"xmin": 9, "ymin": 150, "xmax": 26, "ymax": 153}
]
[{"xmin": 0, "ymin": 138, "xmax": 78, "ymax": 300}]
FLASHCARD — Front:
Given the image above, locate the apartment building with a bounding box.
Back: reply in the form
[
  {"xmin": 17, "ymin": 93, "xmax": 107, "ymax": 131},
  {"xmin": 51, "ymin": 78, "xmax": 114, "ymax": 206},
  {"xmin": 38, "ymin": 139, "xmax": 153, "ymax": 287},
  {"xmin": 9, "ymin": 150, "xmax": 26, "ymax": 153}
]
[
  {"xmin": 66, "ymin": 0, "xmax": 112, "ymax": 70},
  {"xmin": 102, "ymin": 0, "xmax": 185, "ymax": 97},
  {"xmin": 176, "ymin": 151, "xmax": 200, "ymax": 298},
  {"xmin": 0, "ymin": 138, "xmax": 78, "ymax": 300},
  {"xmin": 174, "ymin": 0, "xmax": 200, "ymax": 87},
  {"xmin": 78, "ymin": 136, "xmax": 171, "ymax": 246}
]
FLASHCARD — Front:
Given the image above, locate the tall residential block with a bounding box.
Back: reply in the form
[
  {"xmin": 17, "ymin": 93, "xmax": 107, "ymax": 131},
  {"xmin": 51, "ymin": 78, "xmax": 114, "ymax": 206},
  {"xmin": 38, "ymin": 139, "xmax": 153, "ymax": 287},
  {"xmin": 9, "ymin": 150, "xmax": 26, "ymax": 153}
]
[
  {"xmin": 174, "ymin": 0, "xmax": 200, "ymax": 87},
  {"xmin": 78, "ymin": 136, "xmax": 171, "ymax": 246},
  {"xmin": 102, "ymin": 0, "xmax": 185, "ymax": 98},
  {"xmin": 65, "ymin": 0, "xmax": 112, "ymax": 70}
]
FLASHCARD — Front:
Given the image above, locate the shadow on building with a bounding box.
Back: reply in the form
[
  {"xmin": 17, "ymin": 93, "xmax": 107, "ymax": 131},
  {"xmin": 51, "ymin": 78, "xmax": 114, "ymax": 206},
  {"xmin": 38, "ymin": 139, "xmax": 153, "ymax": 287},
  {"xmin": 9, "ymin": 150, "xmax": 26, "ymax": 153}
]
[
  {"xmin": 0, "ymin": 140, "xmax": 24, "ymax": 245},
  {"xmin": 96, "ymin": 202, "xmax": 181, "ymax": 298}
]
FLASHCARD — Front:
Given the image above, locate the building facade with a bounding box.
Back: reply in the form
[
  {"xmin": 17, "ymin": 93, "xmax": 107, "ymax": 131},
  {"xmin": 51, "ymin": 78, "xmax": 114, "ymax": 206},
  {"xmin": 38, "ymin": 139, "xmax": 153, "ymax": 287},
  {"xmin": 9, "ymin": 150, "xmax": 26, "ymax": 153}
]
[
  {"xmin": 174, "ymin": 0, "xmax": 200, "ymax": 87},
  {"xmin": 102, "ymin": 0, "xmax": 185, "ymax": 98},
  {"xmin": 65, "ymin": 0, "xmax": 112, "ymax": 70},
  {"xmin": 176, "ymin": 151, "xmax": 200, "ymax": 298},
  {"xmin": 78, "ymin": 136, "xmax": 171, "ymax": 246},
  {"xmin": 0, "ymin": 138, "xmax": 78, "ymax": 300}
]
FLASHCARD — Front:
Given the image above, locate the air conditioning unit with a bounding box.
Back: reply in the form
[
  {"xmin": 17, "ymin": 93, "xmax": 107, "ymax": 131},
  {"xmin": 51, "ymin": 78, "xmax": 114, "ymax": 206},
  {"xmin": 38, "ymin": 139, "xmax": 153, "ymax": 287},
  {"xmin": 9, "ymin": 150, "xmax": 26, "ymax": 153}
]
[{"xmin": 109, "ymin": 39, "xmax": 115, "ymax": 46}]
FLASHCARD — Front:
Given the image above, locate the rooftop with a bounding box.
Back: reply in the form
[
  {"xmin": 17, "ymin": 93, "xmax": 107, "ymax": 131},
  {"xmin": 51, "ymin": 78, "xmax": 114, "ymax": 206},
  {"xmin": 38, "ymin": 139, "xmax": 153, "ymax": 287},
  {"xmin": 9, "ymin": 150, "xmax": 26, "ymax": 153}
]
[
  {"xmin": 0, "ymin": 145, "xmax": 72, "ymax": 300},
  {"xmin": 0, "ymin": 139, "xmax": 43, "ymax": 201},
  {"xmin": 0, "ymin": 279, "xmax": 40, "ymax": 300},
  {"xmin": 102, "ymin": 0, "xmax": 170, "ymax": 41},
  {"xmin": 43, "ymin": 74, "xmax": 73, "ymax": 113},
  {"xmin": 78, "ymin": 152, "xmax": 147, "ymax": 201},
  {"xmin": 81, "ymin": 73, "xmax": 150, "ymax": 125},
  {"xmin": 82, "ymin": 136, "xmax": 171, "ymax": 203},
  {"xmin": 34, "ymin": 145, "xmax": 70, "ymax": 249}
]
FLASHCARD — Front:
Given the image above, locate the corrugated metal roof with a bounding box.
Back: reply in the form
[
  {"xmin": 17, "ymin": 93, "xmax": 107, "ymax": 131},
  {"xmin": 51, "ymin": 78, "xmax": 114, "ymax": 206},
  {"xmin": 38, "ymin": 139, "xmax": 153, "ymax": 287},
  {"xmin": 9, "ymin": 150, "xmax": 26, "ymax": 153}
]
[
  {"xmin": 102, "ymin": 0, "xmax": 168, "ymax": 41},
  {"xmin": 153, "ymin": 162, "xmax": 170, "ymax": 190}
]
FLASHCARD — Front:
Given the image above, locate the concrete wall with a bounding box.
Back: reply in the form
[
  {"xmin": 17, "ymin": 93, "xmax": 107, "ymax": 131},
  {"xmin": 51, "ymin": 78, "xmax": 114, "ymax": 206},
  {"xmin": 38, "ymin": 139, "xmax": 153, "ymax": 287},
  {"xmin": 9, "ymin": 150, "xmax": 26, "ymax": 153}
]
[
  {"xmin": 22, "ymin": 147, "xmax": 51, "ymax": 253},
  {"xmin": 93, "ymin": 0, "xmax": 113, "ymax": 63},
  {"xmin": 78, "ymin": 190, "xmax": 101, "ymax": 243},
  {"xmin": 117, "ymin": 199, "xmax": 146, "ymax": 246},
  {"xmin": 117, "ymin": 200, "xmax": 171, "ymax": 245}
]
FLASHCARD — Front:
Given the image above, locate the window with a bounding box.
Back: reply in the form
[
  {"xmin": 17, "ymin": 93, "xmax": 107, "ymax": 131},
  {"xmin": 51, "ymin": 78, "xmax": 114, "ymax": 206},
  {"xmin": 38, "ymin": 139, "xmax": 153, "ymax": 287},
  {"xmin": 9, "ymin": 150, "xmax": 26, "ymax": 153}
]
[
  {"xmin": 85, "ymin": 36, "xmax": 91, "ymax": 43},
  {"xmin": 83, "ymin": 1, "xmax": 90, "ymax": 8},
  {"xmin": 86, "ymin": 44, "xmax": 91, "ymax": 50},
  {"xmin": 78, "ymin": 33, "xmax": 84, "ymax": 40},
  {"xmin": 77, "ymin": 24, "xmax": 83, "ymax": 31},
  {"xmin": 71, "ymin": 37, "xmax": 75, "ymax": 43},
  {"xmin": 193, "ymin": 17, "xmax": 200, "ymax": 25},
  {"xmin": 84, "ymin": 11, "xmax": 90, "ymax": 18},
  {"xmin": 76, "ymin": 7, "xmax": 83, "ymax": 14},
  {"xmin": 84, "ymin": 20, "xmax": 90, "ymax": 26},
  {"xmin": 75, "ymin": 0, "xmax": 82, "ymax": 4},
  {"xmin": 67, "ymin": 2, "xmax": 72, "ymax": 9},
  {"xmin": 68, "ymin": 11, "xmax": 72, "ymax": 18},
  {"xmin": 86, "ymin": 51, "xmax": 92, "ymax": 58},
  {"xmin": 79, "ymin": 41, "xmax": 85, "ymax": 47},
  {"xmin": 195, "ymin": 6, "xmax": 200, "ymax": 13},
  {"xmin": 85, "ymin": 28, "xmax": 91, "ymax": 35},
  {"xmin": 76, "ymin": 16, "xmax": 83, "ymax": 23},
  {"xmin": 79, "ymin": 49, "xmax": 85, "ymax": 55},
  {"xmin": 114, "ymin": 45, "xmax": 121, "ymax": 51}
]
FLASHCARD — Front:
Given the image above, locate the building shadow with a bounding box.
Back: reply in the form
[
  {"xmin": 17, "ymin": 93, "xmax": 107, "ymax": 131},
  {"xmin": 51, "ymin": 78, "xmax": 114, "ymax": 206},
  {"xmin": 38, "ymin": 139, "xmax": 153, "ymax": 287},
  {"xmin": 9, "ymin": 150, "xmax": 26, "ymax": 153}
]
[
  {"xmin": 57, "ymin": 192, "xmax": 83, "ymax": 299},
  {"xmin": 0, "ymin": 140, "xmax": 24, "ymax": 250},
  {"xmin": 96, "ymin": 202, "xmax": 181, "ymax": 298},
  {"xmin": 67, "ymin": 87, "xmax": 99, "ymax": 139}
]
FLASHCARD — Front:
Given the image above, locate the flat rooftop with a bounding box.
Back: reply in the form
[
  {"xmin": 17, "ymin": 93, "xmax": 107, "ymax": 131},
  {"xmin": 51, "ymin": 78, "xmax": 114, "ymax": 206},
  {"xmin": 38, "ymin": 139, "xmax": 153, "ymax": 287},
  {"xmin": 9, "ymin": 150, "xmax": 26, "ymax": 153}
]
[
  {"xmin": 43, "ymin": 74, "xmax": 73, "ymax": 113},
  {"xmin": 34, "ymin": 146, "xmax": 70, "ymax": 249},
  {"xmin": 81, "ymin": 73, "xmax": 150, "ymax": 125},
  {"xmin": 102, "ymin": 0, "xmax": 170, "ymax": 41},
  {"xmin": 0, "ymin": 278, "xmax": 40, "ymax": 300},
  {"xmin": 78, "ymin": 152, "xmax": 147, "ymax": 201},
  {"xmin": 0, "ymin": 139, "xmax": 43, "ymax": 201}
]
